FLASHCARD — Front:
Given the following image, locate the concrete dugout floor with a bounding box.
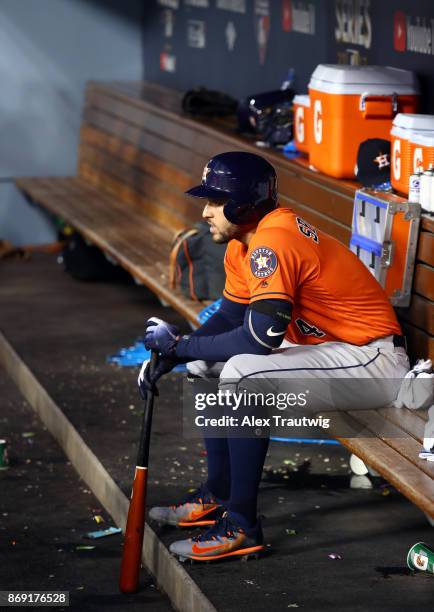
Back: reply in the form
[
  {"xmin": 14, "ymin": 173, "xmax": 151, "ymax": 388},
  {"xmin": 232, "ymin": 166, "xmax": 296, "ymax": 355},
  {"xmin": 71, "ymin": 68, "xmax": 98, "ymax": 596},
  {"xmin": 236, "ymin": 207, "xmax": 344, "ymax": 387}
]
[
  {"xmin": 0, "ymin": 371, "xmax": 172, "ymax": 611},
  {"xmin": 0, "ymin": 253, "xmax": 433, "ymax": 611}
]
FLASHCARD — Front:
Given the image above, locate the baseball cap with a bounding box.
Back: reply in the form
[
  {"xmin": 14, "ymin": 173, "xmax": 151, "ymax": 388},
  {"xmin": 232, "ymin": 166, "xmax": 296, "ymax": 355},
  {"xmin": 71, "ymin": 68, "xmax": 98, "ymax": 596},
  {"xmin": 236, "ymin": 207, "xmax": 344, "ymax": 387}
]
[{"xmin": 355, "ymin": 139, "xmax": 391, "ymax": 187}]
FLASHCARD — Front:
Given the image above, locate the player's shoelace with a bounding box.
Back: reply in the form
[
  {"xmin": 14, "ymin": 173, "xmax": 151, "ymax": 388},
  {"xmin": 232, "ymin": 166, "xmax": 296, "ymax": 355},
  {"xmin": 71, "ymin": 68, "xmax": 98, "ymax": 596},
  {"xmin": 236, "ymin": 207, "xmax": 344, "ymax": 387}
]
[
  {"xmin": 192, "ymin": 512, "xmax": 242, "ymax": 543},
  {"xmin": 171, "ymin": 483, "xmax": 216, "ymax": 510}
]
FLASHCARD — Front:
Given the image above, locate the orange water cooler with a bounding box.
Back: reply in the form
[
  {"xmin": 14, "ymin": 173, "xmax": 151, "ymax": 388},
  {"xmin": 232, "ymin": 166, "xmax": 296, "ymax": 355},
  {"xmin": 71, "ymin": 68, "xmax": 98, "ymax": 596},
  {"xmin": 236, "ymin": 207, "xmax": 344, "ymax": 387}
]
[
  {"xmin": 293, "ymin": 94, "xmax": 310, "ymax": 154},
  {"xmin": 391, "ymin": 114, "xmax": 434, "ymax": 195},
  {"xmin": 308, "ymin": 65, "xmax": 419, "ymax": 179}
]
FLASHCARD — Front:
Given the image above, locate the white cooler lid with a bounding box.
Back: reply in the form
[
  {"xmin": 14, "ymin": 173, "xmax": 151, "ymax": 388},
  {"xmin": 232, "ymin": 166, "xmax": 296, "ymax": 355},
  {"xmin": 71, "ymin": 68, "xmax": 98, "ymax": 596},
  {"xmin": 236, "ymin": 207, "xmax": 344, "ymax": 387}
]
[
  {"xmin": 293, "ymin": 94, "xmax": 310, "ymax": 107},
  {"xmin": 308, "ymin": 64, "xmax": 419, "ymax": 95},
  {"xmin": 391, "ymin": 126, "xmax": 409, "ymax": 139},
  {"xmin": 411, "ymin": 131, "xmax": 434, "ymax": 147},
  {"xmin": 393, "ymin": 113, "xmax": 434, "ymax": 132}
]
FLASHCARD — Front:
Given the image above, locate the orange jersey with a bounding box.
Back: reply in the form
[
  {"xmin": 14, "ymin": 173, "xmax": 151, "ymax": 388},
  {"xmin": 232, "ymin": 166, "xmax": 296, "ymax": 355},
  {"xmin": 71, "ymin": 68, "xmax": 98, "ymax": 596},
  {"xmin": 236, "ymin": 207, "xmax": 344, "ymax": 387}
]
[{"xmin": 223, "ymin": 207, "xmax": 401, "ymax": 346}]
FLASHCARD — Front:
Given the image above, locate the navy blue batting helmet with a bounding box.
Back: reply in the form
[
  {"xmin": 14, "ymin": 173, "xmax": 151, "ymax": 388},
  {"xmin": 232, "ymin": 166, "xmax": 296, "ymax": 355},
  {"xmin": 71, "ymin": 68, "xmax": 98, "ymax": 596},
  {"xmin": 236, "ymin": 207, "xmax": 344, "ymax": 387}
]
[{"xmin": 185, "ymin": 151, "xmax": 278, "ymax": 225}]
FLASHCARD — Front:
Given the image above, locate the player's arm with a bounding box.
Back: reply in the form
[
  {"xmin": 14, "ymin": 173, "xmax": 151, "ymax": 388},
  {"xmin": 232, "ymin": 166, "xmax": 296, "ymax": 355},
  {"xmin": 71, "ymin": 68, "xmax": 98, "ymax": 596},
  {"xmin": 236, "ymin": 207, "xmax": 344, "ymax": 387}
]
[
  {"xmin": 175, "ymin": 299, "xmax": 292, "ymax": 362},
  {"xmin": 140, "ymin": 300, "xmax": 291, "ymax": 394},
  {"xmin": 190, "ymin": 296, "xmax": 247, "ymax": 337}
]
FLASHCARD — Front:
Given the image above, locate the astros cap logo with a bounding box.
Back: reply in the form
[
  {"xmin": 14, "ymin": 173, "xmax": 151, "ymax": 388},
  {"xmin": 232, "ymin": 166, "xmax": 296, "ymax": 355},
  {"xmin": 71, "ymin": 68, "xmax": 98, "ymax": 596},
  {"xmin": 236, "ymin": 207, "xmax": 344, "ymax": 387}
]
[
  {"xmin": 202, "ymin": 165, "xmax": 211, "ymax": 183},
  {"xmin": 374, "ymin": 153, "xmax": 390, "ymax": 169}
]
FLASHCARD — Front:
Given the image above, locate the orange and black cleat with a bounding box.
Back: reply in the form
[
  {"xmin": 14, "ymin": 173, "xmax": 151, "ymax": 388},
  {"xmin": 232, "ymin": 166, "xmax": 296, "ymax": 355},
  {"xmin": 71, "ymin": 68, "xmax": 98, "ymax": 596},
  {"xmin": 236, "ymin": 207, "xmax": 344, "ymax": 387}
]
[
  {"xmin": 148, "ymin": 484, "xmax": 223, "ymax": 528},
  {"xmin": 169, "ymin": 512, "xmax": 264, "ymax": 562}
]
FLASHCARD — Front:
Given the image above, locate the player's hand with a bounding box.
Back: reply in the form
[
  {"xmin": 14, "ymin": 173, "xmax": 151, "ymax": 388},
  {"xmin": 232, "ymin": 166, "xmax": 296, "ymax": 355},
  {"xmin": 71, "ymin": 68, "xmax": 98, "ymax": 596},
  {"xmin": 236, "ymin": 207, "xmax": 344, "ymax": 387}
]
[
  {"xmin": 137, "ymin": 356, "xmax": 177, "ymax": 399},
  {"xmin": 144, "ymin": 317, "xmax": 180, "ymax": 357}
]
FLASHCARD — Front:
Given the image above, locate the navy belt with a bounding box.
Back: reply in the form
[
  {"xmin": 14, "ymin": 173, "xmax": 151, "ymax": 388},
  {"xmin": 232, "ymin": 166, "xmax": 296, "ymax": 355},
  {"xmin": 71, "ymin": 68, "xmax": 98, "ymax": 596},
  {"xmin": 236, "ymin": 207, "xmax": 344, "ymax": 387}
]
[{"xmin": 393, "ymin": 335, "xmax": 407, "ymax": 350}]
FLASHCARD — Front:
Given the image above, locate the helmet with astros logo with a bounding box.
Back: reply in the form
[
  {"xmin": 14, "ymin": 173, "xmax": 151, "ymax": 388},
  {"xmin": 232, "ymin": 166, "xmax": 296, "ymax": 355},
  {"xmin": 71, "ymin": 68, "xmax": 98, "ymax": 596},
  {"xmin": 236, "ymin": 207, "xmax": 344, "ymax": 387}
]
[{"xmin": 185, "ymin": 151, "xmax": 278, "ymax": 225}]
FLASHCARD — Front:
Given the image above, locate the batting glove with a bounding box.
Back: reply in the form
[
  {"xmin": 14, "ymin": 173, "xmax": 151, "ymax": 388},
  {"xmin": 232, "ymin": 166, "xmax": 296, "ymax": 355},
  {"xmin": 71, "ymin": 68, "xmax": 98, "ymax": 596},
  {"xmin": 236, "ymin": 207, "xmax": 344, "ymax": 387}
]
[
  {"xmin": 143, "ymin": 317, "xmax": 180, "ymax": 357},
  {"xmin": 137, "ymin": 356, "xmax": 177, "ymax": 399}
]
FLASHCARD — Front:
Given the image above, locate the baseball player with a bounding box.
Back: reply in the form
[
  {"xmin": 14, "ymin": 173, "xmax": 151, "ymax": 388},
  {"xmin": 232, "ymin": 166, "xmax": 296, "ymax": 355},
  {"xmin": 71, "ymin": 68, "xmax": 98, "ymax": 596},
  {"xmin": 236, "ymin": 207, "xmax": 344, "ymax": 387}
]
[{"xmin": 139, "ymin": 151, "xmax": 409, "ymax": 563}]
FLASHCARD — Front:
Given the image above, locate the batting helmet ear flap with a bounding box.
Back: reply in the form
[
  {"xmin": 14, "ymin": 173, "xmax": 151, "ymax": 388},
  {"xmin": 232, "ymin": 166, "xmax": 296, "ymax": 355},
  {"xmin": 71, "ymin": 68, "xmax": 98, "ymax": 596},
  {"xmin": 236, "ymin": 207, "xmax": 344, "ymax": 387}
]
[
  {"xmin": 185, "ymin": 151, "xmax": 278, "ymax": 225},
  {"xmin": 223, "ymin": 198, "xmax": 277, "ymax": 225}
]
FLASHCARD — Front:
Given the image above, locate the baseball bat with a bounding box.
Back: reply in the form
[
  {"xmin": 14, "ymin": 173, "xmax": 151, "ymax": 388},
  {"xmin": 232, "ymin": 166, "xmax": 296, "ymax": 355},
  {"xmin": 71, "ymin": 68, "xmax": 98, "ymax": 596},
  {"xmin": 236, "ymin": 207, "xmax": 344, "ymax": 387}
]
[{"xmin": 119, "ymin": 349, "xmax": 158, "ymax": 594}]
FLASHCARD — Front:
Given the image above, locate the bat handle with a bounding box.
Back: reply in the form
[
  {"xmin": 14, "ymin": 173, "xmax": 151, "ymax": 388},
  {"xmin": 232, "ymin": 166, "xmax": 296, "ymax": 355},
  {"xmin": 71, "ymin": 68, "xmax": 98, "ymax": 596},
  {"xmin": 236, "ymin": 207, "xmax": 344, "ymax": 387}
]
[
  {"xmin": 149, "ymin": 349, "xmax": 158, "ymax": 375},
  {"xmin": 136, "ymin": 350, "xmax": 159, "ymax": 468}
]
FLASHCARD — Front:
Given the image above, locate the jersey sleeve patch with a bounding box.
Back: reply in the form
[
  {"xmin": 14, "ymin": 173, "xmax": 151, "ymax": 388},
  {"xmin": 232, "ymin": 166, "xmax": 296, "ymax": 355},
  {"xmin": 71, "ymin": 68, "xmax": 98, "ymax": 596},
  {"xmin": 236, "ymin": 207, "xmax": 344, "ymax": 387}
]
[{"xmin": 250, "ymin": 246, "xmax": 278, "ymax": 279}]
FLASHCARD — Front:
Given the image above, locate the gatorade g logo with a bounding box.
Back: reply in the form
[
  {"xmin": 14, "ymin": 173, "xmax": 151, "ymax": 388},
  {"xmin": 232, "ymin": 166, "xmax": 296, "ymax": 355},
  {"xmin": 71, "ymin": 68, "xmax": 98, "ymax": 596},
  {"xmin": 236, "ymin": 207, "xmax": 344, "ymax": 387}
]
[
  {"xmin": 295, "ymin": 106, "xmax": 305, "ymax": 143},
  {"xmin": 414, "ymin": 553, "xmax": 428, "ymax": 571},
  {"xmin": 314, "ymin": 99, "xmax": 322, "ymax": 144},
  {"xmin": 413, "ymin": 148, "xmax": 423, "ymax": 172},
  {"xmin": 393, "ymin": 139, "xmax": 401, "ymax": 180}
]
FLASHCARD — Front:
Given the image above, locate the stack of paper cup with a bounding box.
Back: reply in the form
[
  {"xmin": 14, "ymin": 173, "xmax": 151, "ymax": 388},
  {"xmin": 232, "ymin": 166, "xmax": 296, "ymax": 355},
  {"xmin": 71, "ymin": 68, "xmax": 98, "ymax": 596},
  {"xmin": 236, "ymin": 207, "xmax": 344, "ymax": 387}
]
[{"xmin": 420, "ymin": 164, "xmax": 434, "ymax": 212}]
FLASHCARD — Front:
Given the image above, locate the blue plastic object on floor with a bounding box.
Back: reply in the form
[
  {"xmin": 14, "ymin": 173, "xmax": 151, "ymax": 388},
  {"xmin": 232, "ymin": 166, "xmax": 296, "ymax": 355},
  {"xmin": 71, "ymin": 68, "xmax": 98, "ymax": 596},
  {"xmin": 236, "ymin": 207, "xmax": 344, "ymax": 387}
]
[
  {"xmin": 271, "ymin": 437, "xmax": 340, "ymax": 446},
  {"xmin": 197, "ymin": 298, "xmax": 222, "ymax": 324},
  {"xmin": 107, "ymin": 340, "xmax": 186, "ymax": 371},
  {"xmin": 108, "ymin": 297, "xmax": 221, "ymax": 368}
]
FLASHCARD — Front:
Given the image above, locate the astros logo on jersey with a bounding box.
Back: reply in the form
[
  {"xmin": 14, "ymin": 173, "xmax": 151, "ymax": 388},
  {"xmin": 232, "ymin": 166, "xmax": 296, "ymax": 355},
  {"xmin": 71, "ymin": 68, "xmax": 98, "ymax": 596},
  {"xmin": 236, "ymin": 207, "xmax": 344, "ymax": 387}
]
[{"xmin": 250, "ymin": 247, "xmax": 278, "ymax": 278}]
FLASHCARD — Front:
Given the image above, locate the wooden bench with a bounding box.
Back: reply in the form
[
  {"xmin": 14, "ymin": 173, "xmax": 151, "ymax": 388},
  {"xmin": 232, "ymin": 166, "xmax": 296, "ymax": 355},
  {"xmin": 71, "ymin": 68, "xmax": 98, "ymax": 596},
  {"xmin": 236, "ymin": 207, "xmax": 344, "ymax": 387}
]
[
  {"xmin": 329, "ymin": 406, "xmax": 433, "ymax": 521},
  {"xmin": 15, "ymin": 80, "xmax": 433, "ymax": 520},
  {"xmin": 16, "ymin": 82, "xmax": 208, "ymax": 325}
]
